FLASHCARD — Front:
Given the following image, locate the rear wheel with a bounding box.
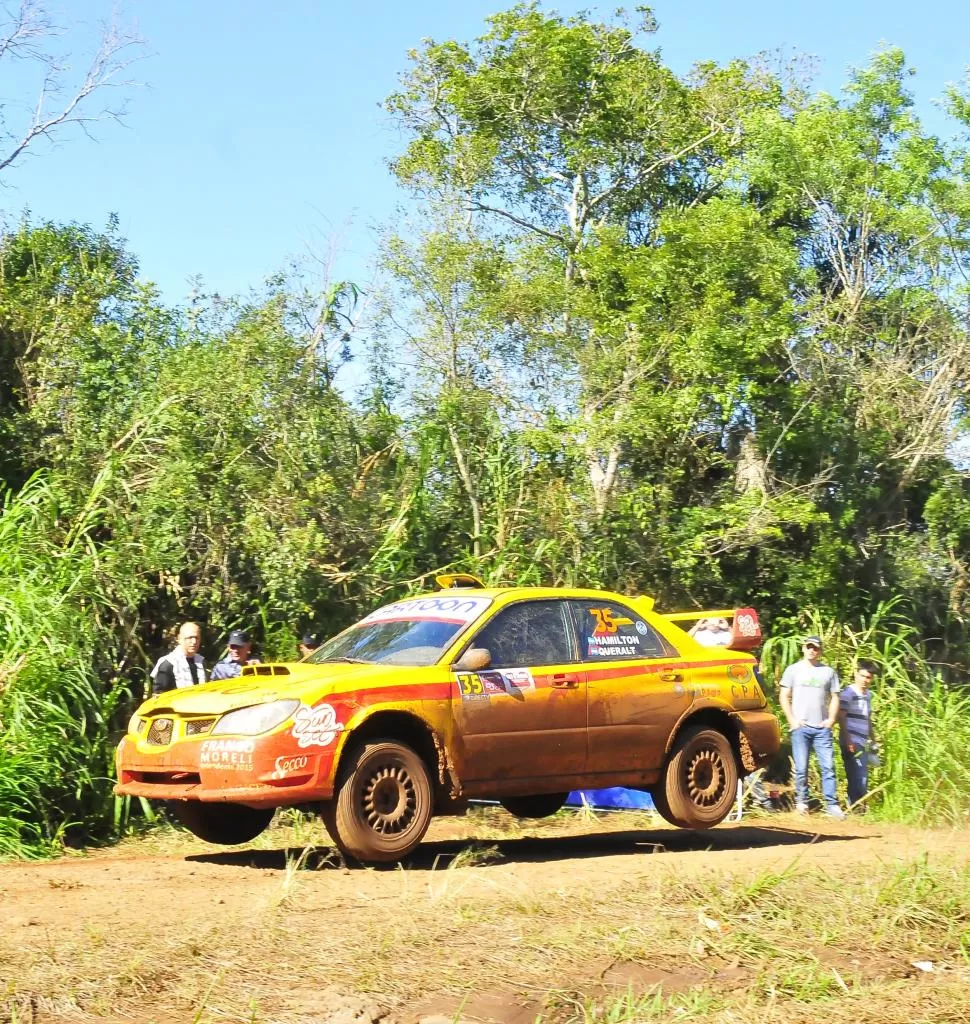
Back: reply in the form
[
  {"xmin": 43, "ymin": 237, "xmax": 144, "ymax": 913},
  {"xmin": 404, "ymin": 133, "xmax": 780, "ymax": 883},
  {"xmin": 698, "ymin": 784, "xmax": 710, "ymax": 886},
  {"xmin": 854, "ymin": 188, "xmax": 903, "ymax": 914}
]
[
  {"xmin": 649, "ymin": 786, "xmax": 689, "ymax": 828},
  {"xmin": 656, "ymin": 726, "xmax": 738, "ymax": 829},
  {"xmin": 500, "ymin": 793, "xmax": 568, "ymax": 819},
  {"xmin": 169, "ymin": 801, "xmax": 274, "ymax": 845},
  {"xmin": 321, "ymin": 739, "xmax": 433, "ymax": 863}
]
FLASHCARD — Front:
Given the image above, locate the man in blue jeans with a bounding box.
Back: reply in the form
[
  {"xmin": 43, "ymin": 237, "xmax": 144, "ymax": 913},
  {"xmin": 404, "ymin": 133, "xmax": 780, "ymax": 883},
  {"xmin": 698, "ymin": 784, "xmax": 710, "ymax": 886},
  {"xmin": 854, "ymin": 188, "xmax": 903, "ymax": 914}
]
[
  {"xmin": 780, "ymin": 636, "xmax": 846, "ymax": 819},
  {"xmin": 838, "ymin": 662, "xmax": 877, "ymax": 808}
]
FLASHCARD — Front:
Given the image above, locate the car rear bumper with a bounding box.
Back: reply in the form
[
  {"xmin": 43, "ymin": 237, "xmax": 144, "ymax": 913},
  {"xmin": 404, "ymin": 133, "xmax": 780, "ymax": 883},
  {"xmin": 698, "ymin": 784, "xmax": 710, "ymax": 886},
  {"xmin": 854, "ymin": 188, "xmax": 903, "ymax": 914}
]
[
  {"xmin": 735, "ymin": 710, "xmax": 782, "ymax": 770},
  {"xmin": 113, "ymin": 734, "xmax": 337, "ymax": 806}
]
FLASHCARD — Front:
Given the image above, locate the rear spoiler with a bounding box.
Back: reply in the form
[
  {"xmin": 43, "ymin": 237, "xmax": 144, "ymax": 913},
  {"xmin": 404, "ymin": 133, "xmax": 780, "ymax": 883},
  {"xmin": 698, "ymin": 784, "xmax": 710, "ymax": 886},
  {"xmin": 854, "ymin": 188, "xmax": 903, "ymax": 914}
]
[{"xmin": 661, "ymin": 607, "xmax": 762, "ymax": 651}]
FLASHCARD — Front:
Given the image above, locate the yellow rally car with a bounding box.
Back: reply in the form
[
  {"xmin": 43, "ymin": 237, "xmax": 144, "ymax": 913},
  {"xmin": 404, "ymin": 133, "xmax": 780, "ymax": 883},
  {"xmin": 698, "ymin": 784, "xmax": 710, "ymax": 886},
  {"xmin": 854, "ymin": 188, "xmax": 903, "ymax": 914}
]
[{"xmin": 115, "ymin": 576, "xmax": 780, "ymax": 863}]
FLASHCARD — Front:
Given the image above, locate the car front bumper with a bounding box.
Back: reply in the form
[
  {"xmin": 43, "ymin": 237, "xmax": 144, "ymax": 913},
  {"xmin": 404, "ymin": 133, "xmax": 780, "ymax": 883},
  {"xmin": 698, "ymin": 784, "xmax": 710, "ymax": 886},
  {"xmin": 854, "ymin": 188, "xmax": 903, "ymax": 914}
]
[{"xmin": 114, "ymin": 731, "xmax": 338, "ymax": 807}]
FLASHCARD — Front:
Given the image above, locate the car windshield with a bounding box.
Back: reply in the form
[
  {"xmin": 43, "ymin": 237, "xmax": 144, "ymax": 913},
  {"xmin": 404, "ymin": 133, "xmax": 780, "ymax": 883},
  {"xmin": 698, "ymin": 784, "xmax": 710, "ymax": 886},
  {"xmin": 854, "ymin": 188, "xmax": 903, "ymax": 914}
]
[{"xmin": 306, "ymin": 595, "xmax": 492, "ymax": 668}]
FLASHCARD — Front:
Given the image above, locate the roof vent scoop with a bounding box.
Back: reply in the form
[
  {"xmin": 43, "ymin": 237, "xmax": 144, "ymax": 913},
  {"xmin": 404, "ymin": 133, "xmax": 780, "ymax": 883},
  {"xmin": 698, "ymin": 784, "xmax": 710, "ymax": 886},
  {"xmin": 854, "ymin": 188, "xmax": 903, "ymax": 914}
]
[
  {"xmin": 242, "ymin": 664, "xmax": 292, "ymax": 677},
  {"xmin": 435, "ymin": 573, "xmax": 486, "ymax": 590}
]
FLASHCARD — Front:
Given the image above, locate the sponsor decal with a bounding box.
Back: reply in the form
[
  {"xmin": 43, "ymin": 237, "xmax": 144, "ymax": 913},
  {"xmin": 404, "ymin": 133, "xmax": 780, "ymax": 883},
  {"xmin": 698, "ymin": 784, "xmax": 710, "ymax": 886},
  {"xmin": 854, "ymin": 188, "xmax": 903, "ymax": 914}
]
[
  {"xmin": 731, "ymin": 681, "xmax": 763, "ymax": 701},
  {"xmin": 456, "ymin": 668, "xmax": 536, "ymax": 701},
  {"xmin": 734, "ymin": 611, "xmax": 759, "ymax": 637},
  {"xmin": 359, "ymin": 596, "xmax": 491, "ymax": 625},
  {"xmin": 635, "ymin": 621, "xmax": 649, "ymax": 636},
  {"xmin": 291, "ymin": 703, "xmax": 344, "ymax": 748},
  {"xmin": 587, "ymin": 633, "xmax": 641, "ymax": 657},
  {"xmin": 728, "ymin": 664, "xmax": 762, "ymax": 702},
  {"xmin": 272, "ymin": 754, "xmax": 310, "ymax": 779},
  {"xmin": 727, "ymin": 663, "xmax": 751, "ymax": 682},
  {"xmin": 200, "ymin": 738, "xmax": 255, "ymax": 770},
  {"xmin": 690, "ymin": 685, "xmax": 722, "ymax": 699},
  {"xmin": 502, "ymin": 667, "xmax": 535, "ymax": 691}
]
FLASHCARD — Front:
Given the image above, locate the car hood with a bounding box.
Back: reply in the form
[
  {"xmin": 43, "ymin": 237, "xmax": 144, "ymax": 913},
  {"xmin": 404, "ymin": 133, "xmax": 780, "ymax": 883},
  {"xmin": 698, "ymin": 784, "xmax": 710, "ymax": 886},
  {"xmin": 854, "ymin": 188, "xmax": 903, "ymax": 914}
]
[{"xmin": 138, "ymin": 661, "xmax": 398, "ymax": 716}]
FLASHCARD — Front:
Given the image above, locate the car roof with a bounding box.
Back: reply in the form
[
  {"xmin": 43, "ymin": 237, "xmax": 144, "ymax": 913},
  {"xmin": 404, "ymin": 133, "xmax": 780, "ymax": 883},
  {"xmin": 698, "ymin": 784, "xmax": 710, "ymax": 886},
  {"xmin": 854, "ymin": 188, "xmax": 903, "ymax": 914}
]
[{"xmin": 419, "ymin": 585, "xmax": 655, "ymax": 606}]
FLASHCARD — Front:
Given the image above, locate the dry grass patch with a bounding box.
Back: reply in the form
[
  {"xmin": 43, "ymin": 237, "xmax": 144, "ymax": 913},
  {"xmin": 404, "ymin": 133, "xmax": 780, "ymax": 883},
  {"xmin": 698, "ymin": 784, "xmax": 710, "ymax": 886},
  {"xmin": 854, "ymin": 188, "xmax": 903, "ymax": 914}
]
[{"xmin": 2, "ymin": 809, "xmax": 969, "ymax": 1023}]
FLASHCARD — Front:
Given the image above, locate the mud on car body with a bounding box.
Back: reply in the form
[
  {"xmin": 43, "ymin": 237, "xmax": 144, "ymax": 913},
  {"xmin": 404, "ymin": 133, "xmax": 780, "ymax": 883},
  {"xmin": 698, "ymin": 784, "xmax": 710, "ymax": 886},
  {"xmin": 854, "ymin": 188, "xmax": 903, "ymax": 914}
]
[{"xmin": 115, "ymin": 575, "xmax": 781, "ymax": 863}]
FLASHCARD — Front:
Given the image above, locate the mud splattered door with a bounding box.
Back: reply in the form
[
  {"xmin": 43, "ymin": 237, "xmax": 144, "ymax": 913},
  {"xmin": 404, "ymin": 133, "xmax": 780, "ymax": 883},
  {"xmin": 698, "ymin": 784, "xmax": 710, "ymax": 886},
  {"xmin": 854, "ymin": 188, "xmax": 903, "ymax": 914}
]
[{"xmin": 452, "ymin": 599, "xmax": 587, "ymax": 786}]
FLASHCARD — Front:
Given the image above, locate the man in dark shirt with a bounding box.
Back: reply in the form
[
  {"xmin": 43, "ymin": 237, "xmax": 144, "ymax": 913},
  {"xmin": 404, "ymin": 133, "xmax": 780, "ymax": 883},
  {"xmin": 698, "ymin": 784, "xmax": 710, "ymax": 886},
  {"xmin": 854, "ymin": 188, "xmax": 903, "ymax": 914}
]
[
  {"xmin": 838, "ymin": 661, "xmax": 877, "ymax": 808},
  {"xmin": 210, "ymin": 629, "xmax": 259, "ymax": 681}
]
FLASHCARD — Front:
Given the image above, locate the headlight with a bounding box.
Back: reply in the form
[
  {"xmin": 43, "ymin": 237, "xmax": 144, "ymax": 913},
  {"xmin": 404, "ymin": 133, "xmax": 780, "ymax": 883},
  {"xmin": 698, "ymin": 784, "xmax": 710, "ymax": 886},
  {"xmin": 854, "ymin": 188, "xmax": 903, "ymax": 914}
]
[
  {"xmin": 127, "ymin": 713, "xmax": 144, "ymax": 736},
  {"xmin": 210, "ymin": 699, "xmax": 300, "ymax": 736}
]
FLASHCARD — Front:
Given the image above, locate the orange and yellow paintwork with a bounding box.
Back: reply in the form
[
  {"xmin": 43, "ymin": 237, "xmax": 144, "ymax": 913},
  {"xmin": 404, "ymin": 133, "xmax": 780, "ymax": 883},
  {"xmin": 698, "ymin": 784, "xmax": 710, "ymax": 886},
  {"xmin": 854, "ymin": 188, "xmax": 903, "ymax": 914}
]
[{"xmin": 114, "ymin": 585, "xmax": 780, "ymax": 810}]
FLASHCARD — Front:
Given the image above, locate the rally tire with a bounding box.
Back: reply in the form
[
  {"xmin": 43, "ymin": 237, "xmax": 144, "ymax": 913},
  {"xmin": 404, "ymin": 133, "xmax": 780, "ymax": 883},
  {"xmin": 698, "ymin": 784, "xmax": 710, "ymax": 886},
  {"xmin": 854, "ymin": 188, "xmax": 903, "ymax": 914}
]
[
  {"xmin": 168, "ymin": 801, "xmax": 274, "ymax": 845},
  {"xmin": 649, "ymin": 785, "xmax": 690, "ymax": 829},
  {"xmin": 658, "ymin": 726, "xmax": 739, "ymax": 829},
  {"xmin": 321, "ymin": 739, "xmax": 433, "ymax": 864},
  {"xmin": 500, "ymin": 793, "xmax": 568, "ymax": 819}
]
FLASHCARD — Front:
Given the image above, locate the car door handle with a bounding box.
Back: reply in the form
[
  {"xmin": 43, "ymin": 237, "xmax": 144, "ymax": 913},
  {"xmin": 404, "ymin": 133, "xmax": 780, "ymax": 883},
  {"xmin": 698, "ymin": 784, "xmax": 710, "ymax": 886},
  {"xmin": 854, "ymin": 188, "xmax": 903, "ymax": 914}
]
[
  {"xmin": 659, "ymin": 672, "xmax": 683, "ymax": 682},
  {"xmin": 552, "ymin": 674, "xmax": 580, "ymax": 688}
]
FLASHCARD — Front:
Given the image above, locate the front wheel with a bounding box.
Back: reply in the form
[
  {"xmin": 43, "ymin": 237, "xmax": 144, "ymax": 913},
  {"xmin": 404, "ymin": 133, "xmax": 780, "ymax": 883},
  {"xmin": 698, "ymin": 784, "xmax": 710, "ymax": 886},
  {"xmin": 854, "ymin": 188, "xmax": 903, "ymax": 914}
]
[
  {"xmin": 321, "ymin": 739, "xmax": 433, "ymax": 863},
  {"xmin": 168, "ymin": 801, "xmax": 275, "ymax": 845},
  {"xmin": 500, "ymin": 793, "xmax": 568, "ymax": 819},
  {"xmin": 656, "ymin": 726, "xmax": 738, "ymax": 829}
]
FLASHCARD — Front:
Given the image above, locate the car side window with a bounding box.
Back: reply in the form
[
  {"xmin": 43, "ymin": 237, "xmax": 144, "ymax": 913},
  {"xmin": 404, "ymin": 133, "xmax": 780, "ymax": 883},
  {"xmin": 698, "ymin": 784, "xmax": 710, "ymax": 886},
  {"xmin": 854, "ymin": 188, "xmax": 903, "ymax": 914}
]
[
  {"xmin": 471, "ymin": 600, "xmax": 576, "ymax": 668},
  {"xmin": 571, "ymin": 601, "xmax": 675, "ymax": 661}
]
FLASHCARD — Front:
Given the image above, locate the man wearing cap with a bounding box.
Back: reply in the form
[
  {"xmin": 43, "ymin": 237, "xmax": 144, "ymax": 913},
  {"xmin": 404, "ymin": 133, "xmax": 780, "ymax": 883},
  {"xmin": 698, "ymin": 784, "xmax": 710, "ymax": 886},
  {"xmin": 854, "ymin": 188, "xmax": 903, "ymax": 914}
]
[
  {"xmin": 298, "ymin": 631, "xmax": 322, "ymax": 660},
  {"xmin": 779, "ymin": 636, "xmax": 846, "ymax": 819},
  {"xmin": 210, "ymin": 629, "xmax": 260, "ymax": 681},
  {"xmin": 151, "ymin": 621, "xmax": 206, "ymax": 695}
]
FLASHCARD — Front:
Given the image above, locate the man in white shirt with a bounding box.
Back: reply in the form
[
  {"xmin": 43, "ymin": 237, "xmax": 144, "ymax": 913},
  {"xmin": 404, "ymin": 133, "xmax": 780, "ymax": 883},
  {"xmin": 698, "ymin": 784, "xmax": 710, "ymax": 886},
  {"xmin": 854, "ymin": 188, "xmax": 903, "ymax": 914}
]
[{"xmin": 780, "ymin": 635, "xmax": 845, "ymax": 819}]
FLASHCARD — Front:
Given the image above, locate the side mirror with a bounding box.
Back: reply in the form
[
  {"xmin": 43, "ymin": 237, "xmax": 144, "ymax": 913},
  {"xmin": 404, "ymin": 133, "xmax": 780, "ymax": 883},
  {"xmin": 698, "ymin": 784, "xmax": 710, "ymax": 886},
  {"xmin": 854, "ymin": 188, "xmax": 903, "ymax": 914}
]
[{"xmin": 453, "ymin": 647, "xmax": 491, "ymax": 671}]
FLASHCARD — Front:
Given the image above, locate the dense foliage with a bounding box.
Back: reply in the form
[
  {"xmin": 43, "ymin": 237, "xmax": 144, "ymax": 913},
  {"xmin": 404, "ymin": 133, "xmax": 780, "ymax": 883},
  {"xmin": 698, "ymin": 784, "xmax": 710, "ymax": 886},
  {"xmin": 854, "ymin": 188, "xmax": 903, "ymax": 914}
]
[{"xmin": 1, "ymin": 5, "xmax": 969, "ymax": 853}]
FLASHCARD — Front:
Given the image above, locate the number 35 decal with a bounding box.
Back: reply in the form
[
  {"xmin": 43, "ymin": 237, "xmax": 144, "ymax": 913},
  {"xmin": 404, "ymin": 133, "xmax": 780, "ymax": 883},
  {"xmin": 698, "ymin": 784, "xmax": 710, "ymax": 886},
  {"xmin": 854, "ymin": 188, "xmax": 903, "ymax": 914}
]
[
  {"xmin": 590, "ymin": 607, "xmax": 619, "ymax": 634},
  {"xmin": 457, "ymin": 673, "xmax": 484, "ymax": 696}
]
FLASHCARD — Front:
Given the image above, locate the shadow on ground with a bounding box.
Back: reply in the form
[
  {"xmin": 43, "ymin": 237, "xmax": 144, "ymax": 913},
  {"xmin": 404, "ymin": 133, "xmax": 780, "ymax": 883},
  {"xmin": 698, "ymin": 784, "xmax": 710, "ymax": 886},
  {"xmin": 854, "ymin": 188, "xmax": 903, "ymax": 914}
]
[{"xmin": 186, "ymin": 823, "xmax": 867, "ymax": 872}]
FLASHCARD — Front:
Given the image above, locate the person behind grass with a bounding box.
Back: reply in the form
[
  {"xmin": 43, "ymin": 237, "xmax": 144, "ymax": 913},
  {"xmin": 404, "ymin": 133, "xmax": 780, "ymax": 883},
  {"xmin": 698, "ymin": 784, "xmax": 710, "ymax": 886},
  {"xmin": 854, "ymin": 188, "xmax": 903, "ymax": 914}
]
[
  {"xmin": 151, "ymin": 621, "xmax": 206, "ymax": 695},
  {"xmin": 688, "ymin": 617, "xmax": 732, "ymax": 647},
  {"xmin": 779, "ymin": 635, "xmax": 846, "ymax": 819},
  {"xmin": 210, "ymin": 629, "xmax": 260, "ymax": 680},
  {"xmin": 298, "ymin": 631, "xmax": 322, "ymax": 660},
  {"xmin": 838, "ymin": 661, "xmax": 877, "ymax": 809}
]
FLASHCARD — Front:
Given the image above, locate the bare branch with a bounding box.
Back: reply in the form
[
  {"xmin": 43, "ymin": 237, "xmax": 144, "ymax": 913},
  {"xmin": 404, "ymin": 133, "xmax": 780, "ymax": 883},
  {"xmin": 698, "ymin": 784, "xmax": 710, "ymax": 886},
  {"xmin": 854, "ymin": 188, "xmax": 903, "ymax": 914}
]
[
  {"xmin": 0, "ymin": 0, "xmax": 147, "ymax": 176},
  {"xmin": 467, "ymin": 199, "xmax": 565, "ymax": 243}
]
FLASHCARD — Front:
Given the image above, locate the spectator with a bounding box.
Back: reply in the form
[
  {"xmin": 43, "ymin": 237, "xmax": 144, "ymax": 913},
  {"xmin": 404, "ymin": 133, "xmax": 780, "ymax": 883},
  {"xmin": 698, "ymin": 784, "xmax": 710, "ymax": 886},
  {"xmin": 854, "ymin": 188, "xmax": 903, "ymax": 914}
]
[
  {"xmin": 689, "ymin": 617, "xmax": 732, "ymax": 647},
  {"xmin": 838, "ymin": 661, "xmax": 877, "ymax": 809},
  {"xmin": 298, "ymin": 631, "xmax": 322, "ymax": 659},
  {"xmin": 151, "ymin": 622, "xmax": 205, "ymax": 695},
  {"xmin": 779, "ymin": 635, "xmax": 846, "ymax": 819},
  {"xmin": 210, "ymin": 629, "xmax": 260, "ymax": 681}
]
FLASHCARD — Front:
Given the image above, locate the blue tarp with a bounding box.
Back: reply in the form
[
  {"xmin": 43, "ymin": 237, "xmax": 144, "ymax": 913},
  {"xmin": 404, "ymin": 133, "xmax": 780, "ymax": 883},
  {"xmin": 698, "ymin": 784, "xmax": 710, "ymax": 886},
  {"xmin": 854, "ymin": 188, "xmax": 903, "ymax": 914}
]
[{"xmin": 566, "ymin": 787, "xmax": 655, "ymax": 810}]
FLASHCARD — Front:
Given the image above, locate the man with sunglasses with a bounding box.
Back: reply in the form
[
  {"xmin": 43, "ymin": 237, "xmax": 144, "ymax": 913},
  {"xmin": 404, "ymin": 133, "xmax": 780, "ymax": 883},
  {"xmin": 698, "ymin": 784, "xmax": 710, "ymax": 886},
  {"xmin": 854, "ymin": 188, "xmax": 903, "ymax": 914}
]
[
  {"xmin": 210, "ymin": 629, "xmax": 260, "ymax": 681},
  {"xmin": 779, "ymin": 636, "xmax": 846, "ymax": 819}
]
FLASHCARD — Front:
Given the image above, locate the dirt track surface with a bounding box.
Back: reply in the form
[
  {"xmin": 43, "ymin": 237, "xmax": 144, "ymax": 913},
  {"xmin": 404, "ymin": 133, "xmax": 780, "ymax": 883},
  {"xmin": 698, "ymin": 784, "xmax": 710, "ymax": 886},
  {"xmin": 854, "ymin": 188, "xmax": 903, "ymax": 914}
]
[{"xmin": 2, "ymin": 810, "xmax": 969, "ymax": 1024}]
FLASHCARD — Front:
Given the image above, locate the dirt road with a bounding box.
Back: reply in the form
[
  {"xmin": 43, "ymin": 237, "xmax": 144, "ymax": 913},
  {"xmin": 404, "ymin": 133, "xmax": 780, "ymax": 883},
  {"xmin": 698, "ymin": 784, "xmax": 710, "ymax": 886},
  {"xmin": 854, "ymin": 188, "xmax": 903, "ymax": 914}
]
[{"xmin": 2, "ymin": 810, "xmax": 968, "ymax": 1024}]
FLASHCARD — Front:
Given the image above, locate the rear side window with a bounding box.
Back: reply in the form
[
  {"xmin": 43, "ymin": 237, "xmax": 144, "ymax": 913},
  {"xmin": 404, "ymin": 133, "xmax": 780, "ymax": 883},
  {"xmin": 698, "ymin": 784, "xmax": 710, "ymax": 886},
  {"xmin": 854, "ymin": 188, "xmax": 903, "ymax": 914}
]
[
  {"xmin": 470, "ymin": 600, "xmax": 576, "ymax": 668},
  {"xmin": 570, "ymin": 601, "xmax": 674, "ymax": 661}
]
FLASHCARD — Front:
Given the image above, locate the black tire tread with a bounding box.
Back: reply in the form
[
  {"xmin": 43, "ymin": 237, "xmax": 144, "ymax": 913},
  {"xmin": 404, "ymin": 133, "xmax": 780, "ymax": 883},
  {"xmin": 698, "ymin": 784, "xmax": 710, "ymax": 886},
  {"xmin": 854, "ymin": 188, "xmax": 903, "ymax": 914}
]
[
  {"xmin": 500, "ymin": 793, "xmax": 568, "ymax": 819},
  {"xmin": 321, "ymin": 738, "xmax": 433, "ymax": 864},
  {"xmin": 169, "ymin": 801, "xmax": 274, "ymax": 845}
]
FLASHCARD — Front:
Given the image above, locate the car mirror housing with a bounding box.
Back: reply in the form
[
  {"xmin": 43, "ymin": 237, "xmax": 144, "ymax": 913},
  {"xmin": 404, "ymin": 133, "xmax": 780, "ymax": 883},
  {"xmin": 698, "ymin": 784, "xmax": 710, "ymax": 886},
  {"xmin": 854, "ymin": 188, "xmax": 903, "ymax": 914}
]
[{"xmin": 453, "ymin": 647, "xmax": 491, "ymax": 671}]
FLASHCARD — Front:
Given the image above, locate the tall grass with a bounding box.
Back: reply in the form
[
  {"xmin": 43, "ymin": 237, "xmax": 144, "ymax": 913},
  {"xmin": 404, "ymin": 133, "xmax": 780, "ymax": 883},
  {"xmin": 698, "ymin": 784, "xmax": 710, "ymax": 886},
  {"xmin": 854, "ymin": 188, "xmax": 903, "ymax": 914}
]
[
  {"xmin": 0, "ymin": 467, "xmax": 143, "ymax": 857},
  {"xmin": 761, "ymin": 599, "xmax": 970, "ymax": 826}
]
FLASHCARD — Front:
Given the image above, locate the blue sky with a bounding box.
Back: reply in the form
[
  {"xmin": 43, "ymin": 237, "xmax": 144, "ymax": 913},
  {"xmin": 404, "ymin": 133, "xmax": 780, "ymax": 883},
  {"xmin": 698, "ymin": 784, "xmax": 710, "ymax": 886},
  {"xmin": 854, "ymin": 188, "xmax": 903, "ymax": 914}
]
[{"xmin": 3, "ymin": 0, "xmax": 968, "ymax": 305}]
